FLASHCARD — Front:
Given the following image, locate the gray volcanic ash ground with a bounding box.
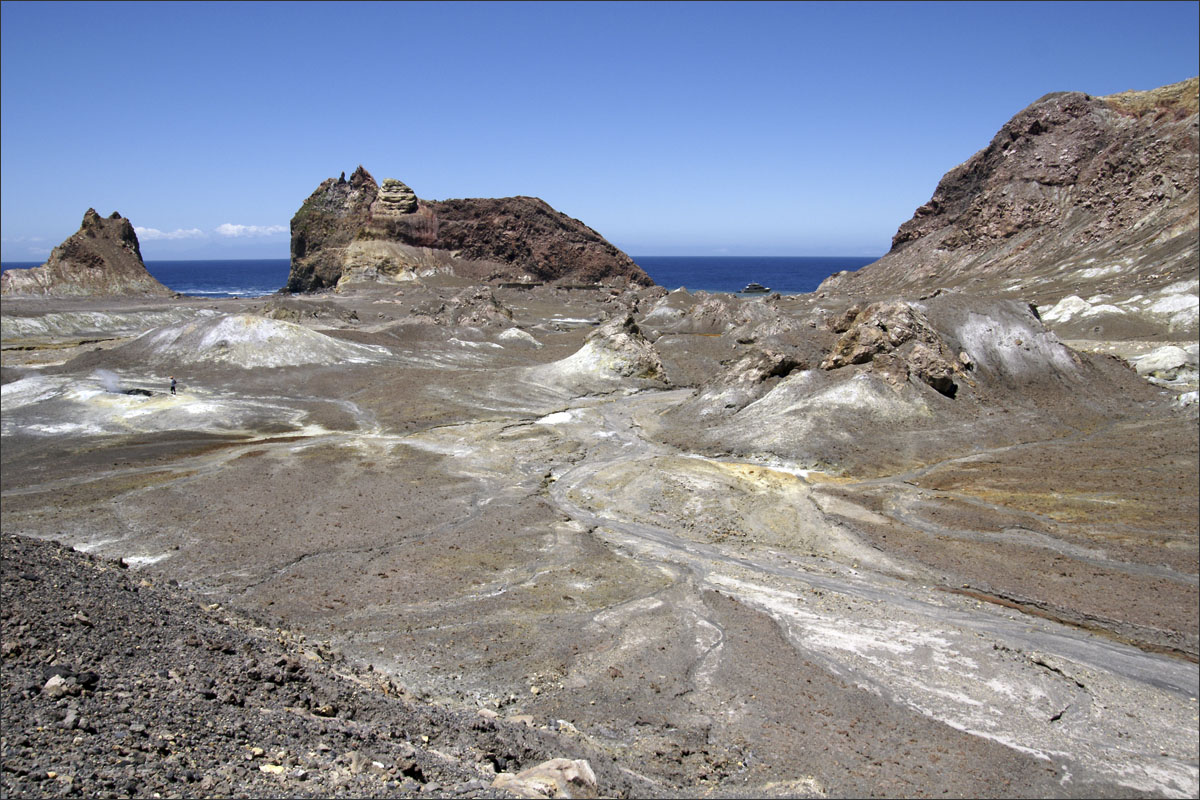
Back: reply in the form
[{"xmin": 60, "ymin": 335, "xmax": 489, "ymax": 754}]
[{"xmin": 2, "ymin": 278, "xmax": 1197, "ymax": 799}]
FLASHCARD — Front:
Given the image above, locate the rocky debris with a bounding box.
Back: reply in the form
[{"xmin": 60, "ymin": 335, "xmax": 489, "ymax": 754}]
[
  {"xmin": 1, "ymin": 534, "xmax": 641, "ymax": 799},
  {"xmin": 820, "ymin": 301, "xmax": 966, "ymax": 396},
  {"xmin": 491, "ymin": 758, "xmax": 598, "ymax": 799},
  {"xmin": 818, "ymin": 78, "xmax": 1199, "ymax": 334},
  {"xmin": 0, "ymin": 210, "xmax": 172, "ymax": 298},
  {"xmin": 407, "ymin": 288, "xmax": 516, "ymax": 328},
  {"xmin": 686, "ymin": 348, "xmax": 805, "ymax": 416},
  {"xmin": 253, "ymin": 297, "xmax": 362, "ymax": 326},
  {"xmin": 286, "ymin": 167, "xmax": 652, "ymax": 292},
  {"xmin": 664, "ymin": 293, "xmax": 1165, "ymax": 476},
  {"xmin": 446, "ymin": 288, "xmax": 517, "ymax": 327}
]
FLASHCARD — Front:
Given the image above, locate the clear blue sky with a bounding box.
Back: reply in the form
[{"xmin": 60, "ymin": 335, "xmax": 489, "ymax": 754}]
[{"xmin": 2, "ymin": 1, "xmax": 1197, "ymax": 262}]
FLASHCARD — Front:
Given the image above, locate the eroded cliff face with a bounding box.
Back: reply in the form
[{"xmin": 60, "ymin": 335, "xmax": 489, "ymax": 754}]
[
  {"xmin": 0, "ymin": 209, "xmax": 172, "ymax": 297},
  {"xmin": 286, "ymin": 167, "xmax": 652, "ymax": 293},
  {"xmin": 820, "ymin": 77, "xmax": 1199, "ymax": 336}
]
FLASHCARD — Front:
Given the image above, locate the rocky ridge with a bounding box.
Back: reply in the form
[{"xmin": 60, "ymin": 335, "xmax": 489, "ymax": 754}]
[
  {"xmin": 819, "ymin": 77, "xmax": 1199, "ymax": 338},
  {"xmin": 286, "ymin": 167, "xmax": 651, "ymax": 293},
  {"xmin": 0, "ymin": 210, "xmax": 172, "ymax": 298}
]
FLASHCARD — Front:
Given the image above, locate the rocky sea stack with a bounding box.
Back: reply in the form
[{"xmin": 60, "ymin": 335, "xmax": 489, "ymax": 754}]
[
  {"xmin": 286, "ymin": 167, "xmax": 652, "ymax": 293},
  {"xmin": 820, "ymin": 77, "xmax": 1199, "ymax": 337},
  {"xmin": 0, "ymin": 209, "xmax": 172, "ymax": 298}
]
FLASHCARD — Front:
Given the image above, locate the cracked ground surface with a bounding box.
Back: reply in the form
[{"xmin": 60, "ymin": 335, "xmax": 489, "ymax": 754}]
[{"xmin": 2, "ymin": 283, "xmax": 1197, "ymax": 797}]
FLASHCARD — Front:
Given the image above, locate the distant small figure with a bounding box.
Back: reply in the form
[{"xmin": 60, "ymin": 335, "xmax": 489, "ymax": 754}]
[{"xmin": 170, "ymin": 376, "xmax": 177, "ymax": 395}]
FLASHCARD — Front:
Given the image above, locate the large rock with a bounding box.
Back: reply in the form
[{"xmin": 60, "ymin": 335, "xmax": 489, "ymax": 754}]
[
  {"xmin": 286, "ymin": 167, "xmax": 652, "ymax": 292},
  {"xmin": 491, "ymin": 758, "xmax": 598, "ymax": 799},
  {"xmin": 819, "ymin": 78, "xmax": 1199, "ymax": 335},
  {"xmin": 1, "ymin": 209, "xmax": 172, "ymax": 297}
]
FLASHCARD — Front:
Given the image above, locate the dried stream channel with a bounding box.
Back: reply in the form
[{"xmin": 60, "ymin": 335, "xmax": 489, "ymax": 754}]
[{"xmin": 2, "ymin": 285, "xmax": 1197, "ymax": 798}]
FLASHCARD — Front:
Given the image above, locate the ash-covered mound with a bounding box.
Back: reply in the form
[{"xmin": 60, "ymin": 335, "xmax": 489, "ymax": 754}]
[
  {"xmin": 1, "ymin": 209, "xmax": 172, "ymax": 298},
  {"xmin": 108, "ymin": 314, "xmax": 391, "ymax": 368},
  {"xmin": 663, "ymin": 293, "xmax": 1165, "ymax": 476},
  {"xmin": 819, "ymin": 77, "xmax": 1199, "ymax": 338},
  {"xmin": 286, "ymin": 166, "xmax": 652, "ymax": 292},
  {"xmin": 526, "ymin": 312, "xmax": 668, "ymax": 396}
]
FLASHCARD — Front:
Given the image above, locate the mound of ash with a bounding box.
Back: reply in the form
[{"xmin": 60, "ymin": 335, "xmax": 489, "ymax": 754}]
[
  {"xmin": 663, "ymin": 293, "xmax": 1166, "ymax": 476},
  {"xmin": 286, "ymin": 166, "xmax": 652, "ymax": 293},
  {"xmin": 819, "ymin": 77, "xmax": 1199, "ymax": 337},
  {"xmin": 526, "ymin": 312, "xmax": 668, "ymax": 395},
  {"xmin": 1, "ymin": 534, "xmax": 640, "ymax": 799},
  {"xmin": 89, "ymin": 314, "xmax": 390, "ymax": 369},
  {"xmin": 0, "ymin": 209, "xmax": 172, "ymax": 298}
]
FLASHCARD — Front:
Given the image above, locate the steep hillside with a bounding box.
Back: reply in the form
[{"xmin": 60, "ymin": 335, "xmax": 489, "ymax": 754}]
[{"xmin": 820, "ymin": 77, "xmax": 1198, "ymax": 338}]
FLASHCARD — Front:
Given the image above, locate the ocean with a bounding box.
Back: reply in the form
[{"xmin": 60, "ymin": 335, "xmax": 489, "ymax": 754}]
[{"xmin": 1, "ymin": 255, "xmax": 877, "ymax": 299}]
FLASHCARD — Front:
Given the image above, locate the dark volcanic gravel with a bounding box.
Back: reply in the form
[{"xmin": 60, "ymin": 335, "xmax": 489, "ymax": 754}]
[{"xmin": 0, "ymin": 534, "xmax": 642, "ymax": 799}]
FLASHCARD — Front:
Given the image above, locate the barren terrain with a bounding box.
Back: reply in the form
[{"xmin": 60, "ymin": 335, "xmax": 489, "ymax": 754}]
[{"xmin": 2, "ymin": 278, "xmax": 1197, "ymax": 798}]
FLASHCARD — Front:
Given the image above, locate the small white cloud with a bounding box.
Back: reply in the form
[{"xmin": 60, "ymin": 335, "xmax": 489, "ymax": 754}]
[
  {"xmin": 215, "ymin": 223, "xmax": 287, "ymax": 238},
  {"xmin": 136, "ymin": 226, "xmax": 205, "ymax": 241}
]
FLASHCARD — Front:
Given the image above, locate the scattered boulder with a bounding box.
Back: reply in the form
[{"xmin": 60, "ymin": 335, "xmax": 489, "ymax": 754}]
[{"xmin": 492, "ymin": 758, "xmax": 598, "ymax": 799}]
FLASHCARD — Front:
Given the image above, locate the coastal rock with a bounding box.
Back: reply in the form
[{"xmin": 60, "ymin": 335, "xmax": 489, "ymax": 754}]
[
  {"xmin": 286, "ymin": 167, "xmax": 652, "ymax": 292},
  {"xmin": 818, "ymin": 78, "xmax": 1199, "ymax": 338},
  {"xmin": 0, "ymin": 210, "xmax": 172, "ymax": 297},
  {"xmin": 288, "ymin": 167, "xmax": 380, "ymax": 293}
]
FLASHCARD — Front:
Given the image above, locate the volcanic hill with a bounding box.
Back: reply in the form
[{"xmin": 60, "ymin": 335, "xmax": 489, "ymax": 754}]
[{"xmin": 286, "ymin": 167, "xmax": 651, "ymax": 293}]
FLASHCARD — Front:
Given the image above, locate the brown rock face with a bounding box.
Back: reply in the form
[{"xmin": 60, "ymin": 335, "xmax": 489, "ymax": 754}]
[
  {"xmin": 820, "ymin": 77, "xmax": 1199, "ymax": 305},
  {"xmin": 285, "ymin": 166, "xmax": 652, "ymax": 292},
  {"xmin": 0, "ymin": 209, "xmax": 171, "ymax": 297}
]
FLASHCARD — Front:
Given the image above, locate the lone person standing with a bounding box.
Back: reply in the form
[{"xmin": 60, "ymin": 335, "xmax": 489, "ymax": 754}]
[{"xmin": 170, "ymin": 376, "xmax": 177, "ymax": 395}]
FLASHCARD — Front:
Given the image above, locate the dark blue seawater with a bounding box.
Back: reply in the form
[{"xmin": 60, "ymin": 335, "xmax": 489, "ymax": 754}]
[
  {"xmin": 635, "ymin": 256, "xmax": 877, "ymax": 294},
  {"xmin": 3, "ymin": 255, "xmax": 877, "ymax": 298}
]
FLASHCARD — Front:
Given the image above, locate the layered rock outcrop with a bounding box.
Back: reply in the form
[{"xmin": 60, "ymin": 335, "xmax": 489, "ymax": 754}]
[
  {"xmin": 819, "ymin": 77, "xmax": 1199, "ymax": 331},
  {"xmin": 1, "ymin": 209, "xmax": 172, "ymax": 297},
  {"xmin": 286, "ymin": 167, "xmax": 652, "ymax": 293}
]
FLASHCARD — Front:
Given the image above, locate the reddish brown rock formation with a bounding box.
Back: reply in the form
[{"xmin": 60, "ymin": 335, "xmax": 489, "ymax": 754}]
[
  {"xmin": 0, "ymin": 209, "xmax": 171, "ymax": 297},
  {"xmin": 286, "ymin": 167, "xmax": 651, "ymax": 293}
]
